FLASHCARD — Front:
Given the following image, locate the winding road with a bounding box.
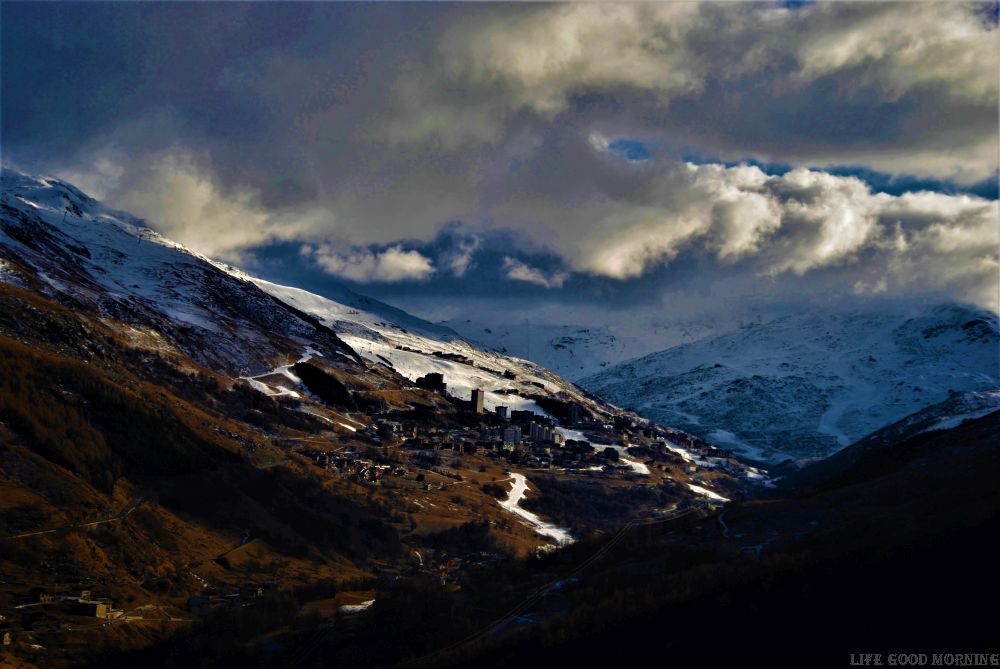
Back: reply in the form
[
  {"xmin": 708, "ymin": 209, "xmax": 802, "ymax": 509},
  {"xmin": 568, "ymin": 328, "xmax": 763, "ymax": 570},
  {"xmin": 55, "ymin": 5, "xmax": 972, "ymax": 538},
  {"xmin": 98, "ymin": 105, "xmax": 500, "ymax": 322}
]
[{"xmin": 3, "ymin": 496, "xmax": 146, "ymax": 541}]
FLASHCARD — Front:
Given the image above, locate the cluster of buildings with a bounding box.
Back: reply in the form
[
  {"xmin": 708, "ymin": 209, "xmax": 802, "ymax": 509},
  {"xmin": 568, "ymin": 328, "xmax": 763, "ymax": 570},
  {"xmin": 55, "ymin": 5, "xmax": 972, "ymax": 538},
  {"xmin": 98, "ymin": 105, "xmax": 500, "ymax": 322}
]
[
  {"xmin": 305, "ymin": 449, "xmax": 406, "ymax": 482},
  {"xmin": 187, "ymin": 583, "xmax": 266, "ymax": 616},
  {"xmin": 313, "ymin": 377, "xmax": 744, "ymax": 486},
  {"xmin": 0, "ymin": 588, "xmax": 124, "ymax": 639},
  {"xmin": 357, "ymin": 393, "xmax": 656, "ymax": 474},
  {"xmin": 476, "ymin": 420, "xmax": 563, "ymax": 448}
]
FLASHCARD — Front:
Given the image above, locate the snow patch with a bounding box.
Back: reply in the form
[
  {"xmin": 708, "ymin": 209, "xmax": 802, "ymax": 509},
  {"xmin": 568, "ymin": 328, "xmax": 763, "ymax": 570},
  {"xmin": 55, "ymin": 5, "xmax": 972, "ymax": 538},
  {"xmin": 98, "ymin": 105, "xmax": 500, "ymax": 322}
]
[
  {"xmin": 338, "ymin": 599, "xmax": 375, "ymax": 615},
  {"xmin": 687, "ymin": 483, "xmax": 730, "ymax": 503},
  {"xmin": 620, "ymin": 456, "xmax": 650, "ymax": 475},
  {"xmin": 164, "ymin": 308, "xmax": 219, "ymax": 333},
  {"xmin": 498, "ymin": 473, "xmax": 573, "ymax": 545},
  {"xmin": 919, "ymin": 389, "xmax": 1000, "ymax": 434}
]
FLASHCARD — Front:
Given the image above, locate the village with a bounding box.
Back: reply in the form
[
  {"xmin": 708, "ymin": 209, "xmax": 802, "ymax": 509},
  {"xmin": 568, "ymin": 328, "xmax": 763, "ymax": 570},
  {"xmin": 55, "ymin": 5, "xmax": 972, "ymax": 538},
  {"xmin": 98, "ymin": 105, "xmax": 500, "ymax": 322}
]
[
  {"xmin": 0, "ymin": 371, "xmax": 745, "ymax": 654},
  {"xmin": 297, "ymin": 372, "xmax": 745, "ymax": 488},
  {"xmin": 0, "ymin": 586, "xmax": 138, "ymax": 646}
]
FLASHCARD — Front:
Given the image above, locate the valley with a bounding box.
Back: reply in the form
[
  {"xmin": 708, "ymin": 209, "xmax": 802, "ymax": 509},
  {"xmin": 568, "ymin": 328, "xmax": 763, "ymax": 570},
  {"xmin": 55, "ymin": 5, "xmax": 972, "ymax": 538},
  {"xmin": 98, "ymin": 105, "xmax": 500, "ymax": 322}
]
[
  {"xmin": 0, "ymin": 169, "xmax": 995, "ymax": 668},
  {"xmin": 0, "ymin": 170, "xmax": 750, "ymax": 667},
  {"xmin": 4, "ymin": 3, "xmax": 998, "ymax": 665}
]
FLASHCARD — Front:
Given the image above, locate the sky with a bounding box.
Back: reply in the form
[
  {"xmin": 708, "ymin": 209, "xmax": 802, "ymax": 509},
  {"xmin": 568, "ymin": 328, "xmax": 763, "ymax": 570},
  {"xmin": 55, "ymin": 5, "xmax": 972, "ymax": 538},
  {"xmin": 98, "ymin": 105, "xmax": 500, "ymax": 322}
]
[{"xmin": 3, "ymin": 1, "xmax": 998, "ymax": 335}]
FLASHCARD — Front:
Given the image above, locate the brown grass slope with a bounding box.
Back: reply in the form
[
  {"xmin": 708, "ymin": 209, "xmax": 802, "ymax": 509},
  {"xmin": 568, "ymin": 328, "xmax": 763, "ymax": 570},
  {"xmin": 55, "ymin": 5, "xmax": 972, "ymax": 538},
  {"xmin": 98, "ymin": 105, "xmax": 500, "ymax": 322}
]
[
  {"xmin": 111, "ymin": 409, "xmax": 994, "ymax": 669},
  {"xmin": 0, "ymin": 283, "xmax": 410, "ymax": 666}
]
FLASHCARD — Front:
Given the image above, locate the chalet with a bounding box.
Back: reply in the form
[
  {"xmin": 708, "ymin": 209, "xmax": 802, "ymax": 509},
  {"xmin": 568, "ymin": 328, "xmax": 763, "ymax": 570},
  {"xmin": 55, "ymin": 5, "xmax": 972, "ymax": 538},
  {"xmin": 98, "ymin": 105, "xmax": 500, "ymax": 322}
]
[
  {"xmin": 70, "ymin": 600, "xmax": 109, "ymax": 618},
  {"xmin": 367, "ymin": 464, "xmax": 391, "ymax": 481},
  {"xmin": 415, "ymin": 372, "xmax": 447, "ymax": 393}
]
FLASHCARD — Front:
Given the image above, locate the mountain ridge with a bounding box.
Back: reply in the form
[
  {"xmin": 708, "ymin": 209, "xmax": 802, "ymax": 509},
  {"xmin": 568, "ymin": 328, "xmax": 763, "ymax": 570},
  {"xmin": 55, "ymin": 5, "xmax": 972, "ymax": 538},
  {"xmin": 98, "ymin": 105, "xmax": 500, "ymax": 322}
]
[
  {"xmin": 580, "ymin": 304, "xmax": 999, "ymax": 463},
  {"xmin": 0, "ymin": 167, "xmax": 624, "ymax": 424}
]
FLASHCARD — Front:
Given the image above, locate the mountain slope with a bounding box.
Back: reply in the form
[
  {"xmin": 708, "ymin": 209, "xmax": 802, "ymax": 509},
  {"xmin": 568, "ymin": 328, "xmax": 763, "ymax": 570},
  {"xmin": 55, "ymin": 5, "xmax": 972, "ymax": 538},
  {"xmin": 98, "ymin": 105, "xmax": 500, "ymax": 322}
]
[
  {"xmin": 99, "ymin": 395, "xmax": 1000, "ymax": 669},
  {"xmin": 0, "ymin": 167, "xmax": 756, "ymax": 496},
  {"xmin": 0, "ymin": 168, "xmax": 626, "ymax": 425},
  {"xmin": 580, "ymin": 308, "xmax": 999, "ymax": 462},
  {"xmin": 777, "ymin": 389, "xmax": 1000, "ymax": 490},
  {"xmin": 1, "ymin": 169, "xmax": 362, "ymax": 375},
  {"xmin": 436, "ymin": 409, "xmax": 1000, "ymax": 669},
  {"xmin": 0, "ymin": 168, "xmax": 769, "ymax": 668},
  {"xmin": 440, "ymin": 318, "xmax": 723, "ymax": 381},
  {"xmin": 4, "ymin": 169, "xmax": 995, "ymax": 668}
]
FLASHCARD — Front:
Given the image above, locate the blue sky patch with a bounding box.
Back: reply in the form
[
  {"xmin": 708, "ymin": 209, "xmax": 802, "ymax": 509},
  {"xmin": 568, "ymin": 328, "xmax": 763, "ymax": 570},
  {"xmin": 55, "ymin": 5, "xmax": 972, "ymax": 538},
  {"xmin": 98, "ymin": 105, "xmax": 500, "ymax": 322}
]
[{"xmin": 608, "ymin": 139, "xmax": 651, "ymax": 162}]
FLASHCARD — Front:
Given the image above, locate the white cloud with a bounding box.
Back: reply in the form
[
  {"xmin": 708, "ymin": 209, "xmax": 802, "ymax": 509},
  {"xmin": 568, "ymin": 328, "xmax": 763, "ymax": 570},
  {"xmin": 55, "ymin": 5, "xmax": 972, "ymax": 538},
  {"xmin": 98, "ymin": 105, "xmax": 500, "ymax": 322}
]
[
  {"xmin": 95, "ymin": 152, "xmax": 323, "ymax": 262},
  {"xmin": 761, "ymin": 169, "xmax": 884, "ymax": 275},
  {"xmin": 436, "ymin": 4, "xmax": 706, "ymax": 120},
  {"xmin": 549, "ymin": 161, "xmax": 998, "ymax": 310},
  {"xmin": 853, "ymin": 277, "xmax": 888, "ymax": 296},
  {"xmin": 587, "ymin": 132, "xmax": 611, "ymax": 154},
  {"xmin": 502, "ymin": 257, "xmax": 568, "ymax": 289},
  {"xmin": 306, "ymin": 244, "xmax": 435, "ymax": 283},
  {"xmin": 878, "ymin": 192, "xmax": 1000, "ymax": 309},
  {"xmin": 792, "ymin": 3, "xmax": 996, "ymax": 104},
  {"xmin": 61, "ymin": 145, "xmax": 997, "ymax": 312},
  {"xmin": 56, "ymin": 157, "xmax": 124, "ymax": 201},
  {"xmin": 385, "ymin": 2, "xmax": 998, "ymax": 181},
  {"xmin": 33, "ymin": 4, "xmax": 996, "ymax": 314},
  {"xmin": 696, "ymin": 163, "xmax": 782, "ymax": 263}
]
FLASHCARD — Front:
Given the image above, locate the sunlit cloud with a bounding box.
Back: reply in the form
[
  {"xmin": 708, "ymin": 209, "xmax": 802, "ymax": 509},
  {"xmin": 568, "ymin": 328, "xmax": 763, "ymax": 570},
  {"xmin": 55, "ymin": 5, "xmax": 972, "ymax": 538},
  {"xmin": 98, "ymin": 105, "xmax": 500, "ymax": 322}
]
[
  {"xmin": 303, "ymin": 243, "xmax": 436, "ymax": 283},
  {"xmin": 502, "ymin": 257, "xmax": 569, "ymax": 289}
]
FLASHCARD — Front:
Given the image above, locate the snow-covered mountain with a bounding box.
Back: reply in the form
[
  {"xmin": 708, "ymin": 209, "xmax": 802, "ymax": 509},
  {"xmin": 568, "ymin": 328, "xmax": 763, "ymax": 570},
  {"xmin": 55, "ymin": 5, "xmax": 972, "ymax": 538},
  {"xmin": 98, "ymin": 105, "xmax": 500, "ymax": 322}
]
[
  {"xmin": 9, "ymin": 165, "xmax": 993, "ymax": 472},
  {"xmin": 0, "ymin": 168, "xmax": 624, "ymax": 422},
  {"xmin": 440, "ymin": 318, "xmax": 723, "ymax": 381},
  {"xmin": 580, "ymin": 308, "xmax": 999, "ymax": 463},
  {"xmin": 242, "ymin": 276, "xmax": 604, "ymax": 417},
  {"xmin": 777, "ymin": 389, "xmax": 1000, "ymax": 489},
  {"xmin": 1, "ymin": 169, "xmax": 362, "ymax": 374}
]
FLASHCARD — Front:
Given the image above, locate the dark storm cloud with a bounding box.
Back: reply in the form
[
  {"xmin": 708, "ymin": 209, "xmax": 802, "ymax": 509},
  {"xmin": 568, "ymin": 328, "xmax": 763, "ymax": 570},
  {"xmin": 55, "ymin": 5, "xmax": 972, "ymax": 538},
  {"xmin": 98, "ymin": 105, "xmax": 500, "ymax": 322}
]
[
  {"xmin": 3, "ymin": 2, "xmax": 454, "ymax": 208},
  {"xmin": 2, "ymin": 1, "xmax": 997, "ymax": 317}
]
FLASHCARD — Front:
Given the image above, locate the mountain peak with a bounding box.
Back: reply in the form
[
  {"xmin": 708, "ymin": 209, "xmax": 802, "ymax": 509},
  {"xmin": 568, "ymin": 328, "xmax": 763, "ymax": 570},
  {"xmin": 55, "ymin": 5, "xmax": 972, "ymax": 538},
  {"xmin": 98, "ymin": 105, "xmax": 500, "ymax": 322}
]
[{"xmin": 581, "ymin": 304, "xmax": 999, "ymax": 463}]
